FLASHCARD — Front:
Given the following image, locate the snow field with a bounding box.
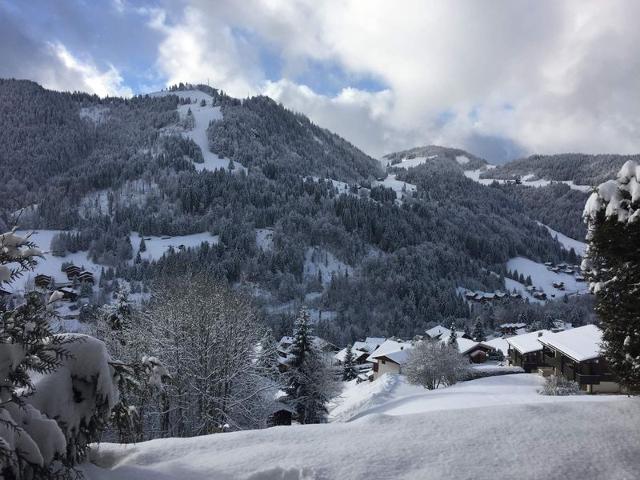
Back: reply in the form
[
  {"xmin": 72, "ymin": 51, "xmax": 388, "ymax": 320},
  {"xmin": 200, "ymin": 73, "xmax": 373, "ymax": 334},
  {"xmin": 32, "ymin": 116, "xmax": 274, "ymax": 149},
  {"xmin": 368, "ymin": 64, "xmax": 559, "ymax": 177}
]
[{"xmin": 84, "ymin": 374, "xmax": 637, "ymax": 480}]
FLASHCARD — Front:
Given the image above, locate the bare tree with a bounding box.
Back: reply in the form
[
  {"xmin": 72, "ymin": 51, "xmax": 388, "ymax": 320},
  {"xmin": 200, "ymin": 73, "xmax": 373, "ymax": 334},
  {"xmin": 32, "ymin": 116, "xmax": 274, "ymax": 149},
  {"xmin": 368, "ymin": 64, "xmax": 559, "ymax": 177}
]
[{"xmin": 404, "ymin": 340, "xmax": 470, "ymax": 390}]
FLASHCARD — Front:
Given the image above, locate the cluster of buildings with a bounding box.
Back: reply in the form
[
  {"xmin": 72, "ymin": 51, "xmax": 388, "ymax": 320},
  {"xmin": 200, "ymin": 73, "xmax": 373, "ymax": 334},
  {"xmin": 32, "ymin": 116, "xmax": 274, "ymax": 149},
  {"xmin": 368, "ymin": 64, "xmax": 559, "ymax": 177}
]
[
  {"xmin": 544, "ymin": 262, "xmax": 585, "ymax": 281},
  {"xmin": 328, "ymin": 323, "xmax": 622, "ymax": 394}
]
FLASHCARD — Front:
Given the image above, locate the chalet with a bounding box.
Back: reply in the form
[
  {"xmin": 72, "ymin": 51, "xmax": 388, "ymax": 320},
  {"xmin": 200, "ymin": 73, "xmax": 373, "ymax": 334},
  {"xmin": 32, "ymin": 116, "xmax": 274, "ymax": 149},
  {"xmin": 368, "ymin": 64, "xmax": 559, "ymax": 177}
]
[
  {"xmin": 455, "ymin": 338, "xmax": 494, "ymax": 363},
  {"xmin": 575, "ymin": 275, "xmax": 585, "ymax": 282},
  {"xmin": 552, "ymin": 281, "xmax": 565, "ymax": 290},
  {"xmin": 538, "ymin": 325, "xmax": 622, "ymax": 394},
  {"xmin": 506, "ymin": 330, "xmax": 551, "ymax": 372},
  {"xmin": 267, "ymin": 403, "xmax": 295, "ymax": 426},
  {"xmin": 78, "ymin": 271, "xmax": 95, "ymax": 284},
  {"xmin": 64, "ymin": 265, "xmax": 82, "ymax": 279},
  {"xmin": 532, "ymin": 291, "xmax": 547, "ymax": 300},
  {"xmin": 334, "ymin": 347, "xmax": 370, "ymax": 365},
  {"xmin": 35, "ymin": 274, "xmax": 53, "ymax": 289},
  {"xmin": 367, "ymin": 339, "xmax": 413, "ymax": 380}
]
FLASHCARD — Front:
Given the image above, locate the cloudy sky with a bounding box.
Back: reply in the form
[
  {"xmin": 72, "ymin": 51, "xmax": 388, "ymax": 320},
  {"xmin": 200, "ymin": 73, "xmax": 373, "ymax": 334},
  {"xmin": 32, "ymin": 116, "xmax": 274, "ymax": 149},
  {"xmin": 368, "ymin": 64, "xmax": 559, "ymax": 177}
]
[{"xmin": 1, "ymin": 0, "xmax": 639, "ymax": 162}]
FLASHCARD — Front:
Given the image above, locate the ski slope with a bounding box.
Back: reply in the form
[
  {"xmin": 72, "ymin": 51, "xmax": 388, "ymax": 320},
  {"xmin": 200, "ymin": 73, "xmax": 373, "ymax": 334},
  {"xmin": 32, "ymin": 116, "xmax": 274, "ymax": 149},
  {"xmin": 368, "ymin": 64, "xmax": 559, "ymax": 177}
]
[
  {"xmin": 83, "ymin": 375, "xmax": 637, "ymax": 480},
  {"xmin": 538, "ymin": 222, "xmax": 587, "ymax": 257},
  {"xmin": 150, "ymin": 89, "xmax": 245, "ymax": 172}
]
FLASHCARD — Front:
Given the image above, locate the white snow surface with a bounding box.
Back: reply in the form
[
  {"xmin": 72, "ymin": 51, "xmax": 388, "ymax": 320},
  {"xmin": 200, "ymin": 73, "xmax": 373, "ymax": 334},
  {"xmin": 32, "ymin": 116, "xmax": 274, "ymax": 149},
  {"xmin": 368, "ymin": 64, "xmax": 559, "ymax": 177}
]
[
  {"xmin": 373, "ymin": 174, "xmax": 417, "ymax": 198},
  {"xmin": 537, "ymin": 222, "xmax": 587, "ymax": 256},
  {"xmin": 150, "ymin": 89, "xmax": 244, "ymax": 172},
  {"xmin": 303, "ymin": 247, "xmax": 352, "ymax": 286},
  {"xmin": 484, "ymin": 337, "xmax": 510, "ymax": 356},
  {"xmin": 538, "ymin": 325, "xmax": 604, "ymax": 362},
  {"xmin": 506, "ymin": 330, "xmax": 552, "ymax": 355},
  {"xmin": 83, "ymin": 374, "xmax": 637, "ymax": 480},
  {"xmin": 507, "ymin": 257, "xmax": 589, "ymax": 298},
  {"xmin": 133, "ymin": 232, "xmax": 219, "ymax": 262},
  {"xmin": 464, "ymin": 167, "xmax": 592, "ymax": 192}
]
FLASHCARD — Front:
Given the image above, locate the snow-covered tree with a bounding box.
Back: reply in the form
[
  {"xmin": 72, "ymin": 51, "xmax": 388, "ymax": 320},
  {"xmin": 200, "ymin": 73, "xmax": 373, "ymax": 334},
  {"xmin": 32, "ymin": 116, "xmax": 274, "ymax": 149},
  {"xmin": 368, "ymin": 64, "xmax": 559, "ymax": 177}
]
[
  {"xmin": 0, "ymin": 231, "xmax": 166, "ymax": 478},
  {"xmin": 447, "ymin": 324, "xmax": 458, "ymax": 349},
  {"xmin": 285, "ymin": 308, "xmax": 335, "ymax": 424},
  {"xmin": 405, "ymin": 340, "xmax": 469, "ymax": 390},
  {"xmin": 341, "ymin": 344, "xmax": 358, "ymax": 381},
  {"xmin": 143, "ymin": 275, "xmax": 278, "ymax": 435},
  {"xmin": 139, "ymin": 236, "xmax": 146, "ymax": 253},
  {"xmin": 583, "ymin": 160, "xmax": 640, "ymax": 391},
  {"xmin": 472, "ymin": 321, "xmax": 486, "ymax": 342}
]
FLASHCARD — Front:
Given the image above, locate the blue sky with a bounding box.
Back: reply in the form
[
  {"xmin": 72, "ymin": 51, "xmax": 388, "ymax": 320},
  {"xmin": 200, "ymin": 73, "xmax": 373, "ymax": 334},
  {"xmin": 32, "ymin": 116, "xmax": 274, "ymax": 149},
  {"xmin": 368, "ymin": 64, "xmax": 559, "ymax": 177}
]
[{"xmin": 1, "ymin": 0, "xmax": 639, "ymax": 162}]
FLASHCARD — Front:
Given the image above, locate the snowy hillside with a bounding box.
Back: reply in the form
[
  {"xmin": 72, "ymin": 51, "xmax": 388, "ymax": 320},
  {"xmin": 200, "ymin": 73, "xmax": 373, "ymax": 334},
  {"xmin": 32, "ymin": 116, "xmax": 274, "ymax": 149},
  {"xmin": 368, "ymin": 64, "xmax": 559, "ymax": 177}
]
[
  {"xmin": 507, "ymin": 257, "xmax": 589, "ymax": 298},
  {"xmin": 150, "ymin": 89, "xmax": 243, "ymax": 172},
  {"xmin": 464, "ymin": 166, "xmax": 592, "ymax": 192},
  {"xmin": 83, "ymin": 375, "xmax": 637, "ymax": 480}
]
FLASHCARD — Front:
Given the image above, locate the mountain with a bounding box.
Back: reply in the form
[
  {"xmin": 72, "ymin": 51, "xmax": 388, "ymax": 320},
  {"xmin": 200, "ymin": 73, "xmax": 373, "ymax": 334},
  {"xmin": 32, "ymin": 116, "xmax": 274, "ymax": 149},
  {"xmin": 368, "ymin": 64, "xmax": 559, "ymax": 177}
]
[
  {"xmin": 1, "ymin": 79, "xmax": 590, "ymax": 345},
  {"xmin": 482, "ymin": 153, "xmax": 638, "ymax": 185},
  {"xmin": 382, "ymin": 145, "xmax": 487, "ymax": 171}
]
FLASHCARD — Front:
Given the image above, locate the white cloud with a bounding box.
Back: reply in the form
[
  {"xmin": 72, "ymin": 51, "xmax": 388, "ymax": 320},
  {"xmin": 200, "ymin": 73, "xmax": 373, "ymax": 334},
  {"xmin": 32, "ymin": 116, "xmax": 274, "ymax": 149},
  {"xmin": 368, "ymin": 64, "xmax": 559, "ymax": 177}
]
[
  {"xmin": 47, "ymin": 42, "xmax": 133, "ymax": 97},
  {"xmin": 146, "ymin": 0, "xmax": 640, "ymax": 161}
]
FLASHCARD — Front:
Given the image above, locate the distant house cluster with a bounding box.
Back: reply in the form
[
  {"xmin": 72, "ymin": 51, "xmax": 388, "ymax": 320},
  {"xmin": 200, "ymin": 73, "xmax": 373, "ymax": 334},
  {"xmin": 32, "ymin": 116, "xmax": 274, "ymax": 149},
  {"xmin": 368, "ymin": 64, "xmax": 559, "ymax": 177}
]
[
  {"xmin": 463, "ymin": 290, "xmax": 521, "ymax": 303},
  {"xmin": 544, "ymin": 262, "xmax": 585, "ymax": 282}
]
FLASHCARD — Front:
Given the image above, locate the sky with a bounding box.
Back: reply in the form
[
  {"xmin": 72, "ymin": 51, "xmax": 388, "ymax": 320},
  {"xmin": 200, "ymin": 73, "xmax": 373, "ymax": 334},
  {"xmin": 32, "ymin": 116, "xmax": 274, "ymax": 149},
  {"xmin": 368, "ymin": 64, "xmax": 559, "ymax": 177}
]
[{"xmin": 1, "ymin": 0, "xmax": 639, "ymax": 163}]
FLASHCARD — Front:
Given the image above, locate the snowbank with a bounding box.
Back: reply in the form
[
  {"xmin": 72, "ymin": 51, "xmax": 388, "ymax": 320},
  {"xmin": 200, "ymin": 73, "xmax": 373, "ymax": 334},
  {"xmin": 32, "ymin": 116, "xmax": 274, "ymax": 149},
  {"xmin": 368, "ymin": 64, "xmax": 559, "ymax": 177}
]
[{"xmin": 83, "ymin": 382, "xmax": 636, "ymax": 480}]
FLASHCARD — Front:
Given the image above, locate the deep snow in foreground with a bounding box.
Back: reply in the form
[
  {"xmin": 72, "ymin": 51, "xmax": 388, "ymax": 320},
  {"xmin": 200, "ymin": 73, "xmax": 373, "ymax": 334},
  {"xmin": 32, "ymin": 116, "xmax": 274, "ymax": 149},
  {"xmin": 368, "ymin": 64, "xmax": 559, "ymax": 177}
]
[{"xmin": 83, "ymin": 375, "xmax": 636, "ymax": 480}]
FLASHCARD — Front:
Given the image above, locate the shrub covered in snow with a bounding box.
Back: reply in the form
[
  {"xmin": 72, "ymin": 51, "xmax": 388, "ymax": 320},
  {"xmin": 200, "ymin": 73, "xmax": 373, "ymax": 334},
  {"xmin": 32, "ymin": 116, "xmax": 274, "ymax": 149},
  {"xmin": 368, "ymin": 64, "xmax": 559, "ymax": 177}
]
[
  {"xmin": 404, "ymin": 339, "xmax": 470, "ymax": 390},
  {"xmin": 539, "ymin": 375, "xmax": 581, "ymax": 396}
]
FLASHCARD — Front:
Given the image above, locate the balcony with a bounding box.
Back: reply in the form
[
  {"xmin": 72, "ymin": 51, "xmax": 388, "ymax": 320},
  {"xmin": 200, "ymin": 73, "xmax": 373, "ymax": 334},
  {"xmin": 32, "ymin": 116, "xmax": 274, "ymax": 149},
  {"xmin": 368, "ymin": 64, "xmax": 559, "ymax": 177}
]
[{"xmin": 575, "ymin": 373, "xmax": 615, "ymax": 385}]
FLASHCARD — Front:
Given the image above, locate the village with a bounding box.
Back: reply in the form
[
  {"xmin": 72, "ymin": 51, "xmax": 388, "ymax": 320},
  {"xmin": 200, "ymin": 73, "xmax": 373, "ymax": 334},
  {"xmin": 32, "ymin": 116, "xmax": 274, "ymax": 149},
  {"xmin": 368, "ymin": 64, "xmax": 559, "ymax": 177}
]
[{"xmin": 269, "ymin": 320, "xmax": 622, "ymax": 425}]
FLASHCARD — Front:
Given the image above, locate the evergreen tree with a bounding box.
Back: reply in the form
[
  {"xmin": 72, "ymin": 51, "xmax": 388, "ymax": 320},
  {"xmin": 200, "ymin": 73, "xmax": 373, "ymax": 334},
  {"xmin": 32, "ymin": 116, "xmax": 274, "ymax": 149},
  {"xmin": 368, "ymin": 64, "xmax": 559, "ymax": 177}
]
[
  {"xmin": 447, "ymin": 323, "xmax": 458, "ymax": 349},
  {"xmin": 139, "ymin": 236, "xmax": 147, "ymax": 253},
  {"xmin": 285, "ymin": 308, "xmax": 333, "ymax": 424},
  {"xmin": 342, "ymin": 344, "xmax": 358, "ymax": 381},
  {"xmin": 472, "ymin": 320, "xmax": 486, "ymax": 341},
  {"xmin": 584, "ymin": 161, "xmax": 640, "ymax": 391},
  {"xmin": 463, "ymin": 324, "xmax": 471, "ymax": 338}
]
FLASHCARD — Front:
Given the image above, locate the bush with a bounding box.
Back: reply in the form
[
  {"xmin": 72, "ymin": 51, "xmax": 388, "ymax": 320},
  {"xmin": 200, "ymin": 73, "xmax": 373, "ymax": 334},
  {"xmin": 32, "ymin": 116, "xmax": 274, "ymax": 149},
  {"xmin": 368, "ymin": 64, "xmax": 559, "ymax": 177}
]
[{"xmin": 539, "ymin": 375, "xmax": 581, "ymax": 396}]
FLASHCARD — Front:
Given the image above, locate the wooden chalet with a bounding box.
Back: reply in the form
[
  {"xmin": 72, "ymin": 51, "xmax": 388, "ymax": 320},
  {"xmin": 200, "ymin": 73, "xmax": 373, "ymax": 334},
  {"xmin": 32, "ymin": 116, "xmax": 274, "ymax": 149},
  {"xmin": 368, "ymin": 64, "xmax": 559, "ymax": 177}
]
[
  {"xmin": 35, "ymin": 274, "xmax": 53, "ymax": 289},
  {"xmin": 538, "ymin": 325, "xmax": 622, "ymax": 394},
  {"xmin": 55, "ymin": 288, "xmax": 79, "ymax": 302},
  {"xmin": 506, "ymin": 330, "xmax": 551, "ymax": 372},
  {"xmin": 78, "ymin": 271, "xmax": 95, "ymax": 284},
  {"xmin": 64, "ymin": 265, "xmax": 82, "ymax": 279}
]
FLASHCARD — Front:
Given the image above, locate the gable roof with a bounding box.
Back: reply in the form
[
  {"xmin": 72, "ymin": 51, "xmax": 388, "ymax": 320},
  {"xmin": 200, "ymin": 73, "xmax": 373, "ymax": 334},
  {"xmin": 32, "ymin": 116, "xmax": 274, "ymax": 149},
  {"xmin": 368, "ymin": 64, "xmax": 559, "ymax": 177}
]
[
  {"xmin": 425, "ymin": 325, "xmax": 450, "ymax": 338},
  {"xmin": 538, "ymin": 325, "xmax": 603, "ymax": 362},
  {"xmin": 379, "ymin": 347, "xmax": 413, "ymax": 365},
  {"xmin": 366, "ymin": 339, "xmax": 408, "ymax": 362},
  {"xmin": 334, "ymin": 347, "xmax": 369, "ymax": 363},
  {"xmin": 506, "ymin": 330, "xmax": 552, "ymax": 355},
  {"xmin": 484, "ymin": 337, "xmax": 510, "ymax": 356}
]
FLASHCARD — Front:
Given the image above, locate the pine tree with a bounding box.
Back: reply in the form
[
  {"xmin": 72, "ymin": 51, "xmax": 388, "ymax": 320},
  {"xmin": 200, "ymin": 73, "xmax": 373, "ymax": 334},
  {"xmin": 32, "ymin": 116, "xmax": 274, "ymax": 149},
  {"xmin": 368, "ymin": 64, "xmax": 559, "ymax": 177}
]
[
  {"xmin": 447, "ymin": 323, "xmax": 458, "ymax": 349},
  {"xmin": 342, "ymin": 344, "xmax": 358, "ymax": 381},
  {"xmin": 285, "ymin": 308, "xmax": 333, "ymax": 424},
  {"xmin": 584, "ymin": 160, "xmax": 640, "ymax": 391},
  {"xmin": 463, "ymin": 324, "xmax": 471, "ymax": 338},
  {"xmin": 472, "ymin": 320, "xmax": 486, "ymax": 341},
  {"xmin": 139, "ymin": 236, "xmax": 147, "ymax": 253}
]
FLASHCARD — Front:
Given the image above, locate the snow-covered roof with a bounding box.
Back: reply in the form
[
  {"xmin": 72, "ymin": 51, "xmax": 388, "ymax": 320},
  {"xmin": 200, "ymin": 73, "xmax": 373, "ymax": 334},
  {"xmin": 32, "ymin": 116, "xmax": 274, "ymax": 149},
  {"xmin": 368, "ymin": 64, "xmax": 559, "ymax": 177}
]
[
  {"xmin": 538, "ymin": 325, "xmax": 603, "ymax": 362},
  {"xmin": 506, "ymin": 330, "xmax": 551, "ymax": 355},
  {"xmin": 334, "ymin": 348, "xmax": 369, "ymax": 363},
  {"xmin": 484, "ymin": 337, "xmax": 509, "ymax": 356},
  {"xmin": 380, "ymin": 347, "xmax": 413, "ymax": 365},
  {"xmin": 425, "ymin": 325, "xmax": 450, "ymax": 338},
  {"xmin": 500, "ymin": 322, "xmax": 527, "ymax": 329},
  {"xmin": 366, "ymin": 340, "xmax": 409, "ymax": 362},
  {"xmin": 364, "ymin": 337, "xmax": 386, "ymax": 347},
  {"xmin": 440, "ymin": 336, "xmax": 486, "ymax": 355}
]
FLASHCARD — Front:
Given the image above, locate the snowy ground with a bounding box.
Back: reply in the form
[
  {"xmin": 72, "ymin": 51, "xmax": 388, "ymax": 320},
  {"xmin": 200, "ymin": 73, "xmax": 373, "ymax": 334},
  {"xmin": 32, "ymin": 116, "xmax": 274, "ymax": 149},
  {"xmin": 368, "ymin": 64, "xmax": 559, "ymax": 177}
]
[
  {"xmin": 150, "ymin": 89, "xmax": 244, "ymax": 172},
  {"xmin": 387, "ymin": 154, "xmax": 437, "ymax": 169},
  {"xmin": 303, "ymin": 247, "xmax": 352, "ymax": 286},
  {"xmin": 83, "ymin": 374, "xmax": 637, "ymax": 480},
  {"xmin": 132, "ymin": 232, "xmax": 219, "ymax": 262},
  {"xmin": 537, "ymin": 222, "xmax": 587, "ymax": 256},
  {"xmin": 507, "ymin": 257, "xmax": 589, "ymax": 298},
  {"xmin": 373, "ymin": 174, "xmax": 417, "ymax": 198},
  {"xmin": 464, "ymin": 167, "xmax": 592, "ymax": 192},
  {"xmin": 9, "ymin": 230, "xmax": 219, "ymax": 292},
  {"xmin": 329, "ymin": 374, "xmax": 617, "ymax": 422}
]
